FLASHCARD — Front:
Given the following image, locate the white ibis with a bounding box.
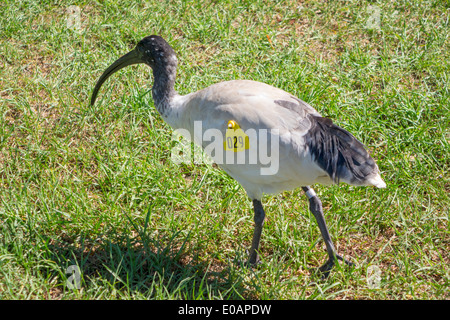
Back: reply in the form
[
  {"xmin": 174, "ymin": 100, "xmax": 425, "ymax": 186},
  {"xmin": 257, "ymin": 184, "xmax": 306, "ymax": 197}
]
[{"xmin": 91, "ymin": 35, "xmax": 386, "ymax": 277}]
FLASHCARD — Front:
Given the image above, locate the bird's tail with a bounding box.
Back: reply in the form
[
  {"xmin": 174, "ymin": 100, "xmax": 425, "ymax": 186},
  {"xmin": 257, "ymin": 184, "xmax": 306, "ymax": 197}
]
[{"xmin": 304, "ymin": 115, "xmax": 386, "ymax": 188}]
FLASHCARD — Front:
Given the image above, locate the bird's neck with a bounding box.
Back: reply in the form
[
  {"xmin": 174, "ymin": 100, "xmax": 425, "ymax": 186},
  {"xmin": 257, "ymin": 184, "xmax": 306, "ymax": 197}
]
[{"xmin": 152, "ymin": 62, "xmax": 178, "ymax": 117}]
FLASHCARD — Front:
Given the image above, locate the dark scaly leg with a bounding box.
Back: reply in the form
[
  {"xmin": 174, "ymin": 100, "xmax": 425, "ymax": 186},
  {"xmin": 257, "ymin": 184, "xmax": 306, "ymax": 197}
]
[
  {"xmin": 248, "ymin": 199, "xmax": 266, "ymax": 265},
  {"xmin": 302, "ymin": 186, "xmax": 353, "ymax": 277}
]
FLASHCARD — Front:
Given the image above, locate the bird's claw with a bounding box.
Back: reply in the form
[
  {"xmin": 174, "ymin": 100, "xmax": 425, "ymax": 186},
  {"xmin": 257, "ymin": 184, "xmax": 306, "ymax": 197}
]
[{"xmin": 315, "ymin": 254, "xmax": 354, "ymax": 279}]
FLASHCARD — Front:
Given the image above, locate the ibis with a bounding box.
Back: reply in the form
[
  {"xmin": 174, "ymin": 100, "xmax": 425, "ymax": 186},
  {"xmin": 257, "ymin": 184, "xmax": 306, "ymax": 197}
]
[{"xmin": 90, "ymin": 35, "xmax": 386, "ymax": 277}]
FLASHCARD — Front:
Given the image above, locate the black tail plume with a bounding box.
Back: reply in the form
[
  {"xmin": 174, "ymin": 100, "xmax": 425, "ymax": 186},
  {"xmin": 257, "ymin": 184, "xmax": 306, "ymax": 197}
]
[{"xmin": 304, "ymin": 115, "xmax": 377, "ymax": 184}]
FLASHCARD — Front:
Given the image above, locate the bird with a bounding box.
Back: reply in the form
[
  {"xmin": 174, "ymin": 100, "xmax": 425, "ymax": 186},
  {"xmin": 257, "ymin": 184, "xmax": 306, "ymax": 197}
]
[{"xmin": 90, "ymin": 35, "xmax": 386, "ymax": 277}]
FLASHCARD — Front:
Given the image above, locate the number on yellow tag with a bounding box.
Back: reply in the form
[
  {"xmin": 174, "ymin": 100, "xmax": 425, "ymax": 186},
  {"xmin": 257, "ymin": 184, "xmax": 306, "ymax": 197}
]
[{"xmin": 224, "ymin": 120, "xmax": 249, "ymax": 152}]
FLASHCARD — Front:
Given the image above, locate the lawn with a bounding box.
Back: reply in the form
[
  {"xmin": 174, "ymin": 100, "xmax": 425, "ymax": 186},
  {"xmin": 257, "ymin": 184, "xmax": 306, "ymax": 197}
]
[{"xmin": 0, "ymin": 0, "xmax": 448, "ymax": 299}]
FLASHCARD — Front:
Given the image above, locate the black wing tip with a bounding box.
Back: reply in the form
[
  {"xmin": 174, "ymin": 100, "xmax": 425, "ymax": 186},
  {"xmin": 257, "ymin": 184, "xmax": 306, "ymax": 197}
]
[{"xmin": 305, "ymin": 115, "xmax": 378, "ymax": 184}]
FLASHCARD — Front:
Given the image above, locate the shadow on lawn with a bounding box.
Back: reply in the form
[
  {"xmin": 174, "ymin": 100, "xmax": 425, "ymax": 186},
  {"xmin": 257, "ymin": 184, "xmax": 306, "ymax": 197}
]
[{"xmin": 46, "ymin": 230, "xmax": 251, "ymax": 299}]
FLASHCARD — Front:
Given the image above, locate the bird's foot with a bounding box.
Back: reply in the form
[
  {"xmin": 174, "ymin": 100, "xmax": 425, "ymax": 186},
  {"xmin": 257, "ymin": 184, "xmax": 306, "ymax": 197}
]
[
  {"xmin": 245, "ymin": 252, "xmax": 261, "ymax": 267},
  {"xmin": 239, "ymin": 249, "xmax": 262, "ymax": 268},
  {"xmin": 246, "ymin": 259, "xmax": 262, "ymax": 268},
  {"xmin": 315, "ymin": 254, "xmax": 354, "ymax": 279},
  {"xmin": 233, "ymin": 250, "xmax": 260, "ymax": 268}
]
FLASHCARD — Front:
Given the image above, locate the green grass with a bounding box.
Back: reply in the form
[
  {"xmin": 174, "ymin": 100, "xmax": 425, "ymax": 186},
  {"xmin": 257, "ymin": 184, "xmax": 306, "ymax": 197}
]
[{"xmin": 0, "ymin": 0, "xmax": 449, "ymax": 299}]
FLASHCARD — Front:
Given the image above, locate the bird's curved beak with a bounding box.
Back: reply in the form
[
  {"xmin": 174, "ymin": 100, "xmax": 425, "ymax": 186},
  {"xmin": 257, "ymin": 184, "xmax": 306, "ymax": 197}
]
[{"xmin": 90, "ymin": 48, "xmax": 144, "ymax": 106}]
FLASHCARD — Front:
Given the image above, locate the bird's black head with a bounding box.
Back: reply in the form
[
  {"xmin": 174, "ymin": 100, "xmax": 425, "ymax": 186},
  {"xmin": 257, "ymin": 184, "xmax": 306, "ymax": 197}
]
[
  {"xmin": 90, "ymin": 35, "xmax": 177, "ymax": 105},
  {"xmin": 136, "ymin": 35, "xmax": 178, "ymax": 69}
]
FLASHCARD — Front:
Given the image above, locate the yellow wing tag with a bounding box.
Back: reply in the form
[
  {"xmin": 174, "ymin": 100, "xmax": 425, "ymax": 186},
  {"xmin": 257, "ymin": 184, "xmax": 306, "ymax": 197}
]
[{"xmin": 224, "ymin": 120, "xmax": 249, "ymax": 152}]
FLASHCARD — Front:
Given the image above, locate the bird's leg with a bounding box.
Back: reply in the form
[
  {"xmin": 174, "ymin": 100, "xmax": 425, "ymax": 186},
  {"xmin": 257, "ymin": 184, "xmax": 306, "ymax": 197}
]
[
  {"xmin": 247, "ymin": 199, "xmax": 266, "ymax": 265},
  {"xmin": 302, "ymin": 186, "xmax": 353, "ymax": 277}
]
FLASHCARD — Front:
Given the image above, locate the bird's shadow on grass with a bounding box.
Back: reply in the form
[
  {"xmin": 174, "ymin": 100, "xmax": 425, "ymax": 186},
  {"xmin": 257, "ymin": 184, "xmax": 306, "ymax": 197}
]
[{"xmin": 45, "ymin": 229, "xmax": 251, "ymax": 299}]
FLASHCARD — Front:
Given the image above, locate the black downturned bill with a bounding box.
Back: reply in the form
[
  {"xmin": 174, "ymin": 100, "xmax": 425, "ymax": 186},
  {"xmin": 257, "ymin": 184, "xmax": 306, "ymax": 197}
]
[{"xmin": 90, "ymin": 49, "xmax": 144, "ymax": 106}]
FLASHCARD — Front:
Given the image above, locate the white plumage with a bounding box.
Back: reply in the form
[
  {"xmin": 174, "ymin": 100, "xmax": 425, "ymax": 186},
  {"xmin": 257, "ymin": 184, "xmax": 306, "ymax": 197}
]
[{"xmin": 91, "ymin": 35, "xmax": 386, "ymax": 277}]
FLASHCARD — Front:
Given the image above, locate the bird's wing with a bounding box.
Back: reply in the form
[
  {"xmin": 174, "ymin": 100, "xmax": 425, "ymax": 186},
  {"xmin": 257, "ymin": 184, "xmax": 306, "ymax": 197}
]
[{"xmin": 180, "ymin": 79, "xmax": 321, "ymax": 135}]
